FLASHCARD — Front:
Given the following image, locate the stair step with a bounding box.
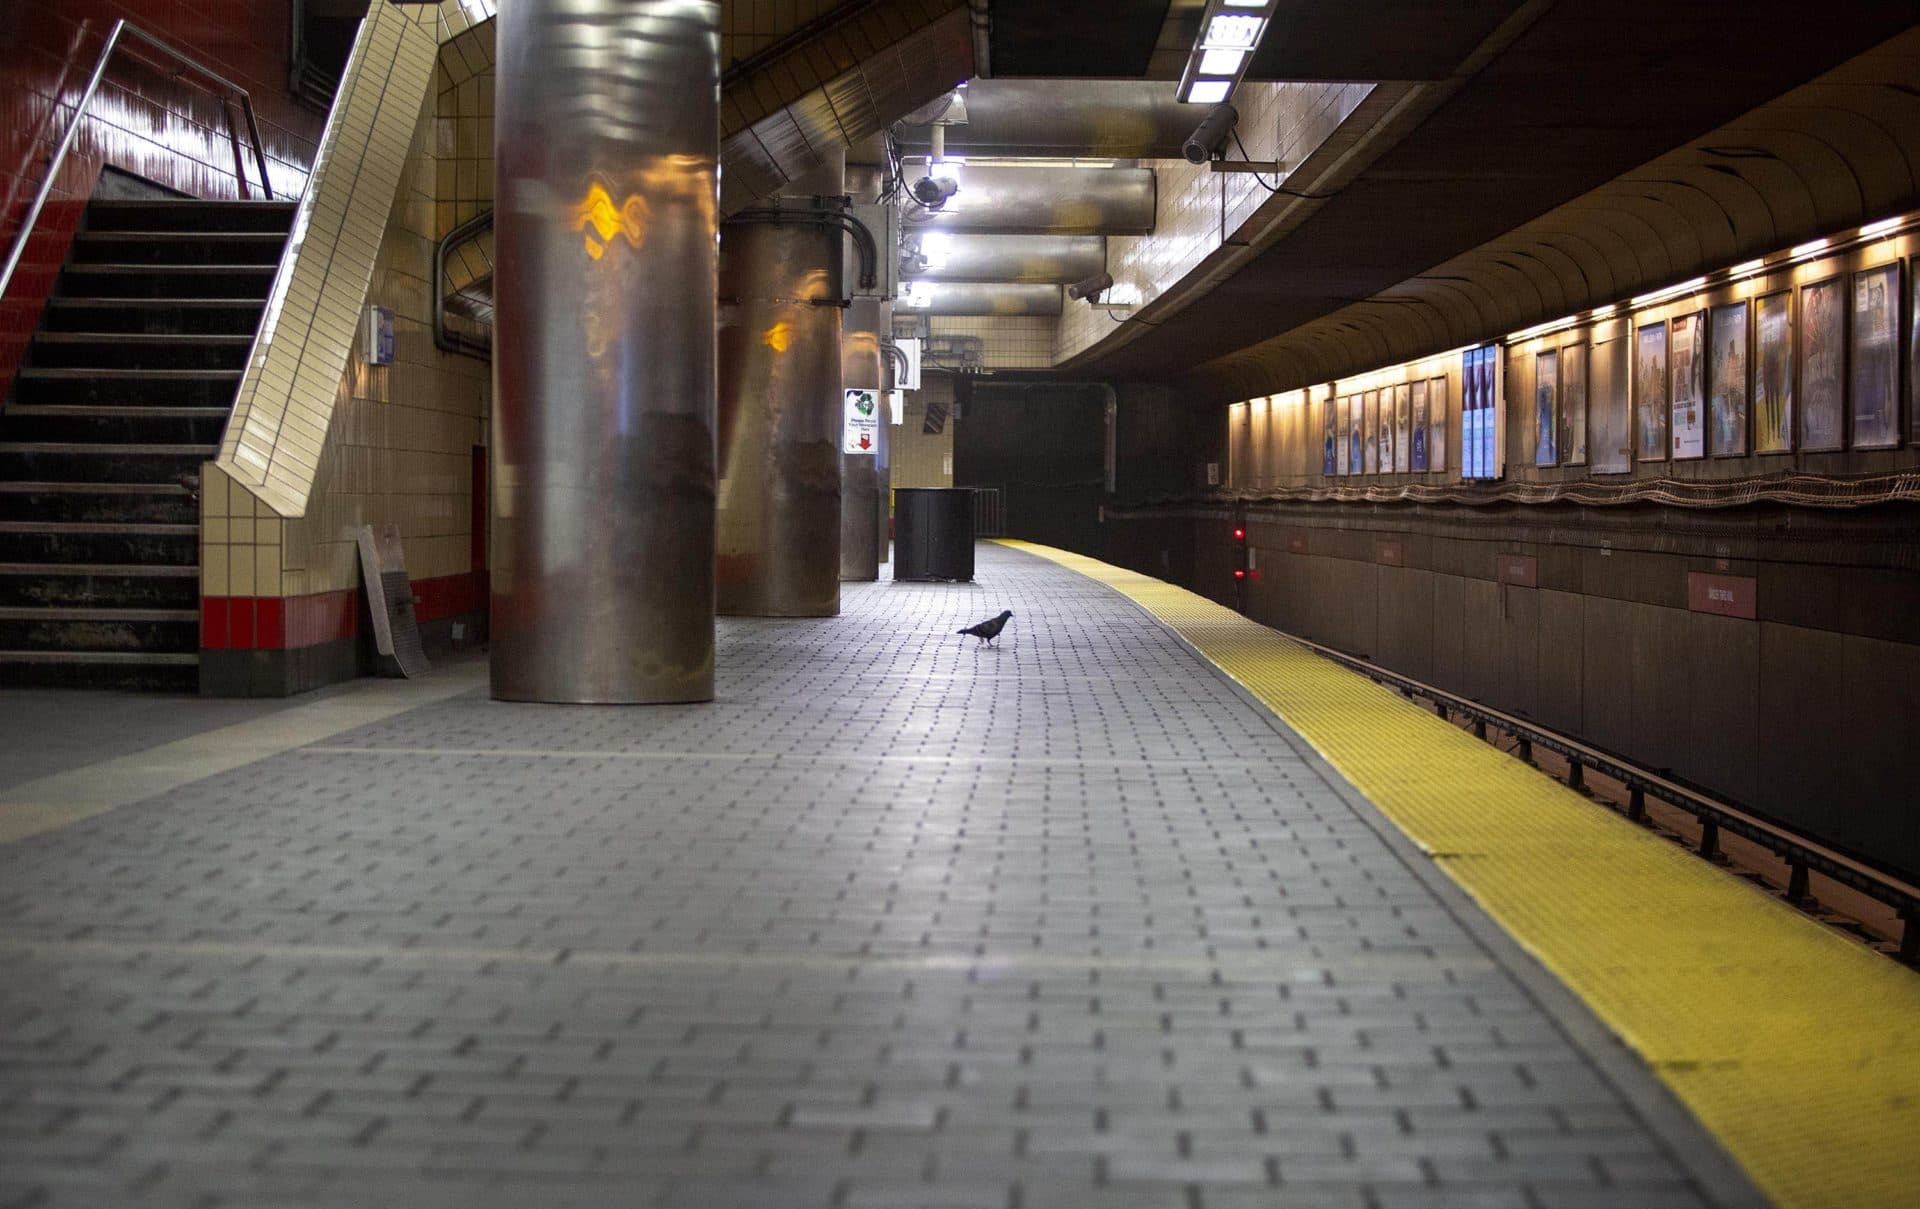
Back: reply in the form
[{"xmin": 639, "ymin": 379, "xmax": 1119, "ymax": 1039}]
[
  {"xmin": 58, "ymin": 264, "xmax": 277, "ymax": 300},
  {"xmin": 0, "ymin": 605, "xmax": 198, "ymax": 622},
  {"xmin": 85, "ymin": 199, "xmax": 298, "ymax": 234},
  {"xmin": 0, "ymin": 406, "xmax": 228, "ymax": 447},
  {"xmin": 10, "ymin": 367, "xmax": 242, "ymax": 406},
  {"xmin": 27, "ymin": 332, "xmax": 252, "ymax": 371},
  {"xmin": 0, "ymin": 443, "xmax": 217, "ymax": 483},
  {"xmin": 0, "ymin": 562, "xmax": 199, "ymax": 609},
  {"xmin": 0, "ymin": 483, "xmax": 197, "ymax": 525},
  {"xmin": 0, "ymin": 520, "xmax": 199, "ymax": 566},
  {"xmin": 44, "ymin": 298, "xmax": 267, "ymax": 336},
  {"xmin": 0, "ymin": 605, "xmax": 199, "ymax": 657},
  {"xmin": 0, "ymin": 648, "xmax": 201, "ymax": 690},
  {"xmin": 71, "ymin": 231, "xmax": 286, "ymax": 267}
]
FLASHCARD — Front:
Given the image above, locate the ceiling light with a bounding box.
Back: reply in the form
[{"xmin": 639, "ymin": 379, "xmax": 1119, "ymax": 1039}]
[
  {"xmin": 1790, "ymin": 238, "xmax": 1829, "ymax": 259},
  {"xmin": 1860, "ymin": 216, "xmax": 1903, "ymax": 238},
  {"xmin": 1198, "ymin": 48, "xmax": 1246, "ymax": 75},
  {"xmin": 1186, "ymin": 80, "xmax": 1233, "ymax": 106},
  {"xmin": 1202, "ymin": 14, "xmax": 1264, "ymax": 47},
  {"xmin": 1176, "ymin": 1, "xmax": 1276, "ymax": 105}
]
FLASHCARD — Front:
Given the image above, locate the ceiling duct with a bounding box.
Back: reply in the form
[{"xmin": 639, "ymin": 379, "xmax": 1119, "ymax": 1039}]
[
  {"xmin": 903, "ymin": 234, "xmax": 1107, "ymax": 283},
  {"xmin": 721, "ymin": 5, "xmax": 975, "ymax": 217},
  {"xmin": 895, "ymin": 80, "xmax": 1198, "ymax": 159},
  {"xmin": 897, "ymin": 282, "xmax": 1064, "ymax": 316},
  {"xmin": 903, "ymin": 165, "xmax": 1156, "ymax": 235}
]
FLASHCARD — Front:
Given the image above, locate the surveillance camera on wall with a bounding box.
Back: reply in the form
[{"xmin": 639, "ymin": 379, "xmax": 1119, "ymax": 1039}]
[
  {"xmin": 1067, "ymin": 272, "xmax": 1116, "ymax": 303},
  {"xmin": 1182, "ymin": 102, "xmax": 1240, "ymax": 165},
  {"xmin": 910, "ymin": 174, "xmax": 960, "ymax": 209}
]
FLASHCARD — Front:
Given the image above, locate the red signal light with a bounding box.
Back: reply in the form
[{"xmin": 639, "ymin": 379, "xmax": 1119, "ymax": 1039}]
[
  {"xmin": 1233, "ymin": 568, "xmax": 1247, "ymax": 579},
  {"xmin": 1232, "ymin": 527, "xmax": 1246, "ymax": 541}
]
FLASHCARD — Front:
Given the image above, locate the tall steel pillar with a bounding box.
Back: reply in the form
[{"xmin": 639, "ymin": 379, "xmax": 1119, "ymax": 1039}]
[
  {"xmin": 490, "ymin": 0, "xmax": 721, "ymax": 704},
  {"xmin": 715, "ymin": 207, "xmax": 846, "ymax": 617},
  {"xmin": 840, "ymin": 298, "xmax": 886, "ymax": 581}
]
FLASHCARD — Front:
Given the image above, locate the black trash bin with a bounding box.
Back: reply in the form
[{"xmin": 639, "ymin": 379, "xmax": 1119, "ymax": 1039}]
[{"xmin": 894, "ymin": 488, "xmax": 975, "ymax": 582}]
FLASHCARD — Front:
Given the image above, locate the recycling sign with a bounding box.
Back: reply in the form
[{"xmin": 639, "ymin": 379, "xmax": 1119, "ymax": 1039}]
[{"xmin": 843, "ymin": 389, "xmax": 880, "ymax": 454}]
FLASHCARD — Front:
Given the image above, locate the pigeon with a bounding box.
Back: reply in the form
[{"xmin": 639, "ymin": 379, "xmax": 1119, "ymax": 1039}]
[{"xmin": 958, "ymin": 609, "xmax": 1013, "ymax": 645}]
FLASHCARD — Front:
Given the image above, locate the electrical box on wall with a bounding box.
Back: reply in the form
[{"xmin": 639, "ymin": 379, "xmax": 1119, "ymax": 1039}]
[
  {"xmin": 847, "ymin": 202, "xmax": 899, "ymax": 301},
  {"xmin": 362, "ymin": 305, "xmax": 395, "ymax": 366}
]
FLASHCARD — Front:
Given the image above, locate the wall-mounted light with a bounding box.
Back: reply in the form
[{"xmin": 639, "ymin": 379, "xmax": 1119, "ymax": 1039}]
[{"xmin": 1177, "ymin": 0, "xmax": 1278, "ymax": 106}]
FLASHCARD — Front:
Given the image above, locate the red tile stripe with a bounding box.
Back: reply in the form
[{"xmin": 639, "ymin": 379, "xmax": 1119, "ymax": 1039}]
[{"xmin": 201, "ymin": 571, "xmax": 487, "ymax": 651}]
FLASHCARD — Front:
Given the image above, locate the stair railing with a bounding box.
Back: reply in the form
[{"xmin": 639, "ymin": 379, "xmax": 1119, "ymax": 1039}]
[
  {"xmin": 0, "ymin": 19, "xmax": 277, "ymax": 308},
  {"xmin": 433, "ymin": 209, "xmax": 494, "ymax": 361}
]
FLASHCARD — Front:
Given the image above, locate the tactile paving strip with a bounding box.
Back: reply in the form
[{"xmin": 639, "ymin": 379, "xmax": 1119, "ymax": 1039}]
[{"xmin": 1004, "ymin": 539, "xmax": 1920, "ymax": 1209}]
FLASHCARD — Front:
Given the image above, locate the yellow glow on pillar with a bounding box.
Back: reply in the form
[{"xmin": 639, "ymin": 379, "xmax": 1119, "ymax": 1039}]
[
  {"xmin": 572, "ymin": 180, "xmax": 651, "ymax": 261},
  {"xmin": 762, "ymin": 321, "xmax": 793, "ymax": 353}
]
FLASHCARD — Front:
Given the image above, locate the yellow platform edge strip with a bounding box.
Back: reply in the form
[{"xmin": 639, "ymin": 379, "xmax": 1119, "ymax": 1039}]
[{"xmin": 999, "ymin": 539, "xmax": 1920, "ymax": 1209}]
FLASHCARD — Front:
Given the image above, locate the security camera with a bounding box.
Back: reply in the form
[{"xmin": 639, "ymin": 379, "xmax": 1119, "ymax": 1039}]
[
  {"xmin": 1067, "ymin": 272, "xmax": 1115, "ymax": 303},
  {"xmin": 1182, "ymin": 102, "xmax": 1240, "ymax": 165},
  {"xmin": 911, "ymin": 174, "xmax": 960, "ymax": 209}
]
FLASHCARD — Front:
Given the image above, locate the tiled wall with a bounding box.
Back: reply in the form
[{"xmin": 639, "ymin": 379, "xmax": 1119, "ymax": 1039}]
[
  {"xmin": 1054, "ymin": 81, "xmax": 1371, "ymax": 366},
  {"xmin": 722, "ymin": 1, "xmax": 846, "ymax": 67},
  {"xmin": 202, "ymin": 6, "xmax": 490, "ymax": 666},
  {"xmin": 0, "ymin": 0, "xmax": 327, "ymax": 393},
  {"xmin": 892, "ymin": 376, "xmax": 956, "ymax": 489},
  {"xmin": 927, "ymin": 316, "xmax": 1055, "ymax": 370}
]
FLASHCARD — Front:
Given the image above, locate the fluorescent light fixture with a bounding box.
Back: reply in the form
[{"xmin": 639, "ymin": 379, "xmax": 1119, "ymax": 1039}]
[
  {"xmin": 1507, "ymin": 316, "xmax": 1577, "ymax": 343},
  {"xmin": 1198, "ymin": 48, "xmax": 1246, "ymax": 74},
  {"xmin": 1730, "ymin": 259, "xmax": 1766, "ymax": 278},
  {"xmin": 1630, "ymin": 276, "xmax": 1707, "ymax": 309},
  {"xmin": 1202, "ymin": 14, "xmax": 1265, "ymax": 47},
  {"xmin": 1177, "ymin": 0, "xmax": 1276, "ymax": 105},
  {"xmin": 919, "ymin": 233, "xmax": 952, "ymax": 271},
  {"xmin": 1590, "ymin": 303, "xmax": 1616, "ymax": 317},
  {"xmin": 1860, "ymin": 216, "xmax": 1903, "ymax": 238},
  {"xmin": 1790, "ymin": 238, "xmax": 1829, "ymax": 259}
]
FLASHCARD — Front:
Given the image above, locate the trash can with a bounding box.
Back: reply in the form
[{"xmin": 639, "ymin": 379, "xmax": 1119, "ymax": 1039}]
[{"xmin": 893, "ymin": 488, "xmax": 975, "ymax": 581}]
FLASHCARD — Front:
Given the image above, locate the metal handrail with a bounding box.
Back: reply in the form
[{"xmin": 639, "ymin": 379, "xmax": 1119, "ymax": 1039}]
[
  {"xmin": 433, "ymin": 209, "xmax": 494, "ymax": 361},
  {"xmin": 0, "ymin": 19, "xmax": 276, "ymax": 307}
]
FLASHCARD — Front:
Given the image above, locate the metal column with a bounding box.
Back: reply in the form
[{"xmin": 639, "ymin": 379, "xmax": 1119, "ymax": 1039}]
[
  {"xmin": 715, "ymin": 212, "xmax": 845, "ymax": 616},
  {"xmin": 490, "ymin": 0, "xmax": 721, "ymax": 704},
  {"xmin": 840, "ymin": 298, "xmax": 885, "ymax": 581}
]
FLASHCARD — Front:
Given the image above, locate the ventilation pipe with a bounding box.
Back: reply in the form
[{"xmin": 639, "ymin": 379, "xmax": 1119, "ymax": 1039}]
[
  {"xmin": 901, "ymin": 165, "xmax": 1154, "ymax": 235},
  {"xmin": 902, "ymin": 234, "xmax": 1106, "ymax": 284}
]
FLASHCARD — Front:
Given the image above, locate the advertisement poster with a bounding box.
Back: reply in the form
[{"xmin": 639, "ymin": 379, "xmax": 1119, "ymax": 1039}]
[
  {"xmin": 1591, "ymin": 336, "xmax": 1631, "ymax": 473},
  {"xmin": 1323, "ymin": 396, "xmax": 1337, "ymax": 475},
  {"xmin": 1708, "ymin": 301, "xmax": 1749, "ymax": 457},
  {"xmin": 1560, "ymin": 340, "xmax": 1587, "ymax": 465},
  {"xmin": 1461, "ymin": 346, "xmax": 1499, "ymax": 479},
  {"xmin": 1393, "ymin": 383, "xmax": 1412, "ymax": 473},
  {"xmin": 842, "ymin": 389, "xmax": 880, "ymax": 454},
  {"xmin": 1754, "ymin": 291, "xmax": 1793, "ymax": 453},
  {"xmin": 1850, "ymin": 263, "xmax": 1899, "ymax": 448},
  {"xmin": 1376, "ymin": 387, "xmax": 1394, "ymax": 473},
  {"xmin": 1429, "ymin": 376, "xmax": 1448, "ymax": 473},
  {"xmin": 1670, "ymin": 311, "xmax": 1705, "ymax": 459},
  {"xmin": 1345, "ymin": 395, "xmax": 1360, "ymax": 475},
  {"xmin": 1363, "ymin": 390, "xmax": 1380, "ymax": 473},
  {"xmin": 1411, "ymin": 379, "xmax": 1430, "ymax": 471},
  {"xmin": 1635, "ymin": 321, "xmax": 1668, "ymax": 461},
  {"xmin": 1799, "ymin": 277, "xmax": 1844, "ymax": 451},
  {"xmin": 1534, "ymin": 348, "xmax": 1559, "ymax": 466}
]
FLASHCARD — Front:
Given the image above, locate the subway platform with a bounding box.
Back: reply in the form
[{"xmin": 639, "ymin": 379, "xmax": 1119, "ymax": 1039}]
[{"xmin": 1, "ymin": 543, "xmax": 1912, "ymax": 1209}]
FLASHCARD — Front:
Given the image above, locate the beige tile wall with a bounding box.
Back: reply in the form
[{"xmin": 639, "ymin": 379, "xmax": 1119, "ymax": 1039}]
[
  {"xmin": 1053, "ymin": 81, "xmax": 1372, "ymax": 366},
  {"xmin": 202, "ymin": 10, "xmax": 490, "ymax": 598},
  {"xmin": 891, "ymin": 376, "xmax": 955, "ymax": 489},
  {"xmin": 927, "ymin": 317, "xmax": 1055, "ymax": 370}
]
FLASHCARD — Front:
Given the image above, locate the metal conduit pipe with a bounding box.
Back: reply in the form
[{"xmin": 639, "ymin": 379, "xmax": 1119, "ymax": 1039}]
[
  {"xmin": 432, "ymin": 209, "xmax": 493, "ymax": 360},
  {"xmin": 728, "ymin": 207, "xmax": 878, "ymax": 290},
  {"xmin": 902, "ymin": 165, "xmax": 1155, "ymax": 235},
  {"xmin": 893, "ymin": 80, "xmax": 1199, "ymax": 160},
  {"xmin": 490, "ymin": 0, "xmax": 721, "ymax": 705},
  {"xmin": 897, "ymin": 282, "xmax": 1064, "ymax": 316},
  {"xmin": 902, "ymin": 233, "xmax": 1106, "ymax": 284},
  {"xmin": 717, "ymin": 210, "xmax": 847, "ymax": 617}
]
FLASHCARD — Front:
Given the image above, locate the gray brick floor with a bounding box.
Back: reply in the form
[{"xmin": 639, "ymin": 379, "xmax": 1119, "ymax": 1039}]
[{"xmin": 0, "ymin": 546, "xmax": 1743, "ymax": 1208}]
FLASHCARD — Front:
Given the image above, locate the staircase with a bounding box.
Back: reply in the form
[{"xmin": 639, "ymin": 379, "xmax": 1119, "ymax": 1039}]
[{"xmin": 0, "ymin": 198, "xmax": 294, "ymax": 690}]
